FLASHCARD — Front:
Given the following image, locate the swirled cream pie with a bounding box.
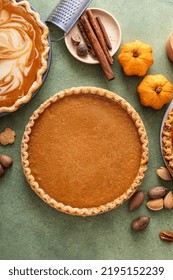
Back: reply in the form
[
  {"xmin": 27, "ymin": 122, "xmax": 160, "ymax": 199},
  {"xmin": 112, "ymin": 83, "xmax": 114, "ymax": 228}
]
[
  {"xmin": 0, "ymin": 0, "xmax": 49, "ymax": 113},
  {"xmin": 21, "ymin": 87, "xmax": 149, "ymax": 216},
  {"xmin": 162, "ymin": 108, "xmax": 173, "ymax": 175}
]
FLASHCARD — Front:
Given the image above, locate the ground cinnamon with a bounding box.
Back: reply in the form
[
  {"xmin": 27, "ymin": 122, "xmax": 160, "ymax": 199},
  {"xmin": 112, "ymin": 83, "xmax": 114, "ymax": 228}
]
[
  {"xmin": 96, "ymin": 16, "xmax": 112, "ymax": 50},
  {"xmin": 80, "ymin": 15, "xmax": 115, "ymax": 80},
  {"xmin": 86, "ymin": 9, "xmax": 113, "ymax": 65}
]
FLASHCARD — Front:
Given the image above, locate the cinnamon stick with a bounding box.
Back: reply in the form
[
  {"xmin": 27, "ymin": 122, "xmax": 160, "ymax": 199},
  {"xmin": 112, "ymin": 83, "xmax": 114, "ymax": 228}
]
[
  {"xmin": 86, "ymin": 9, "xmax": 113, "ymax": 65},
  {"xmin": 81, "ymin": 15, "xmax": 114, "ymax": 80},
  {"xmin": 96, "ymin": 16, "xmax": 112, "ymax": 50},
  {"xmin": 77, "ymin": 20, "xmax": 96, "ymax": 57}
]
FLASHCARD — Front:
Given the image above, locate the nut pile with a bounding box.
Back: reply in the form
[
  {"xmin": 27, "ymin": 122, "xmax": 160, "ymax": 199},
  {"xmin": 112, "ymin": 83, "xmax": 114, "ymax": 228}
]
[
  {"xmin": 129, "ymin": 165, "xmax": 173, "ymax": 241},
  {"xmin": 0, "ymin": 154, "xmax": 13, "ymax": 177},
  {"xmin": 0, "ymin": 128, "xmax": 15, "ymax": 177},
  {"xmin": 146, "ymin": 187, "xmax": 173, "ymax": 210}
]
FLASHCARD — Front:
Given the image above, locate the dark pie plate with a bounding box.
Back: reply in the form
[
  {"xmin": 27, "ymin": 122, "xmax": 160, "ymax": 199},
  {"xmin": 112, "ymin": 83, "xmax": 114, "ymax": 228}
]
[
  {"xmin": 0, "ymin": 4, "xmax": 52, "ymax": 117},
  {"xmin": 160, "ymin": 100, "xmax": 173, "ymax": 176}
]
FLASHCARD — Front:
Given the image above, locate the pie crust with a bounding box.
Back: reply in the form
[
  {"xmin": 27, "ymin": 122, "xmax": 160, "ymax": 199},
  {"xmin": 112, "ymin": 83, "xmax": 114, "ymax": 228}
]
[
  {"xmin": 0, "ymin": 0, "xmax": 49, "ymax": 113},
  {"xmin": 162, "ymin": 108, "xmax": 173, "ymax": 175},
  {"xmin": 21, "ymin": 87, "xmax": 149, "ymax": 216}
]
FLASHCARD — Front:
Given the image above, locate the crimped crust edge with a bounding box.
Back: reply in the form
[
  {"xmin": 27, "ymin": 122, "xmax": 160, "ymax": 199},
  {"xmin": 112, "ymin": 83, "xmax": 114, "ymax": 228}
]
[
  {"xmin": 21, "ymin": 86, "xmax": 149, "ymax": 216},
  {"xmin": 162, "ymin": 108, "xmax": 173, "ymax": 175}
]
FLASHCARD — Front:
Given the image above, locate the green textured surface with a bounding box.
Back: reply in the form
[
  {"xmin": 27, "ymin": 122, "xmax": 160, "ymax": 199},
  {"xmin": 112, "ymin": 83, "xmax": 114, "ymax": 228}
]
[{"xmin": 1, "ymin": 0, "xmax": 173, "ymax": 260}]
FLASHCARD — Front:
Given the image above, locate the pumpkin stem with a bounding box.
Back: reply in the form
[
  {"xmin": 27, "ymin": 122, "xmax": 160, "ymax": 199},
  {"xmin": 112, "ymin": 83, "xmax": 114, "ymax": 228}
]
[
  {"xmin": 155, "ymin": 86, "xmax": 162, "ymax": 94},
  {"xmin": 133, "ymin": 49, "xmax": 138, "ymax": 57}
]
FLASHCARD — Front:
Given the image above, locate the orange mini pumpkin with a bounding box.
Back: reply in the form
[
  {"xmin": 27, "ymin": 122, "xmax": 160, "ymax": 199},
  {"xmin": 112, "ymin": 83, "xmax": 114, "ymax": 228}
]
[
  {"xmin": 137, "ymin": 74, "xmax": 173, "ymax": 109},
  {"xmin": 118, "ymin": 40, "xmax": 154, "ymax": 76}
]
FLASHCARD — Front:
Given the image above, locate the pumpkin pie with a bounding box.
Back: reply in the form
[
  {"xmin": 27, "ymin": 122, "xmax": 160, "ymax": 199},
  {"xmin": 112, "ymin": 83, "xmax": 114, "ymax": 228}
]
[
  {"xmin": 21, "ymin": 87, "xmax": 149, "ymax": 216},
  {"xmin": 0, "ymin": 0, "xmax": 49, "ymax": 113},
  {"xmin": 162, "ymin": 108, "xmax": 173, "ymax": 175}
]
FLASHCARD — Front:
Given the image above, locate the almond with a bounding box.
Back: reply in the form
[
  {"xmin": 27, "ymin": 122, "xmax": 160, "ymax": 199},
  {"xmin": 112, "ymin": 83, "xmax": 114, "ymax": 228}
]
[
  {"xmin": 146, "ymin": 198, "xmax": 163, "ymax": 211},
  {"xmin": 157, "ymin": 167, "xmax": 172, "ymax": 181},
  {"xmin": 163, "ymin": 191, "xmax": 173, "ymax": 209},
  {"xmin": 129, "ymin": 190, "xmax": 145, "ymax": 211},
  {"xmin": 131, "ymin": 216, "xmax": 150, "ymax": 232},
  {"xmin": 147, "ymin": 186, "xmax": 168, "ymax": 199}
]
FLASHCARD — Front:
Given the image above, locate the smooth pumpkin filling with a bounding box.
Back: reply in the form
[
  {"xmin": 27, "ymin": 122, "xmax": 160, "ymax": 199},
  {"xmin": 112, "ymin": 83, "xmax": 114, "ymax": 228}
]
[
  {"xmin": 28, "ymin": 94, "xmax": 142, "ymax": 208},
  {"xmin": 0, "ymin": 0, "xmax": 44, "ymax": 108}
]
